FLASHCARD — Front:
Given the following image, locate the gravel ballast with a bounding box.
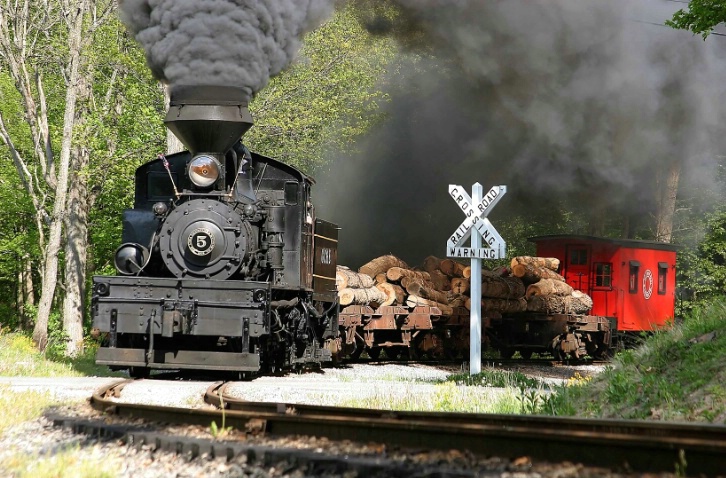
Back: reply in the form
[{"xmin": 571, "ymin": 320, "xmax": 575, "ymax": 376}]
[{"xmin": 0, "ymin": 362, "xmax": 650, "ymax": 478}]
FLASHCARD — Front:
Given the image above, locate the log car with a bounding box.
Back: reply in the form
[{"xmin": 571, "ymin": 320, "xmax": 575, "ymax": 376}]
[{"xmin": 338, "ymin": 304, "xmax": 470, "ymax": 360}]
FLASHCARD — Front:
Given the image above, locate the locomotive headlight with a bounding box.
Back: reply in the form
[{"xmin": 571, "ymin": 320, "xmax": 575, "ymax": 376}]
[
  {"xmin": 152, "ymin": 202, "xmax": 168, "ymax": 217},
  {"xmin": 188, "ymin": 155, "xmax": 221, "ymax": 188}
]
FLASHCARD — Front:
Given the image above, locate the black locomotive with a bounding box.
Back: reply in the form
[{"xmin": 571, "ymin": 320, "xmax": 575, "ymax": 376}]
[{"xmin": 92, "ymin": 85, "xmax": 340, "ymax": 378}]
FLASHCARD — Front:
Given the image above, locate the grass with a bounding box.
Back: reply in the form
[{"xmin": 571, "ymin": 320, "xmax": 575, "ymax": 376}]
[
  {"xmin": 445, "ymin": 369, "xmax": 543, "ymax": 389},
  {"xmin": 542, "ymin": 299, "xmax": 726, "ymax": 423},
  {"xmin": 0, "ymin": 332, "xmax": 123, "ymax": 477},
  {"xmin": 0, "ymin": 445, "xmax": 120, "ymax": 478},
  {"xmin": 0, "ymin": 386, "xmax": 60, "ymax": 435},
  {"xmin": 335, "ymin": 369, "xmax": 551, "ymax": 413},
  {"xmin": 340, "ymin": 381, "xmax": 525, "ymax": 413},
  {"xmin": 0, "ymin": 332, "xmax": 118, "ymax": 378}
]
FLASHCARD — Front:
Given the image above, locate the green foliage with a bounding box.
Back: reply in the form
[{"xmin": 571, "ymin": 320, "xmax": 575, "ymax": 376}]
[
  {"xmin": 445, "ymin": 369, "xmax": 543, "ymax": 390},
  {"xmin": 341, "ymin": 381, "xmax": 522, "ymax": 413},
  {"xmin": 85, "ymin": 17, "xmax": 166, "ymax": 278},
  {"xmin": 0, "ymin": 330, "xmax": 119, "ymax": 377},
  {"xmin": 675, "ymin": 209, "xmax": 726, "ymax": 314},
  {"xmin": 667, "ymin": 0, "xmax": 726, "ymax": 39},
  {"xmin": 541, "ymin": 299, "xmax": 726, "ymax": 422},
  {"xmin": 247, "ymin": 4, "xmax": 397, "ymax": 173}
]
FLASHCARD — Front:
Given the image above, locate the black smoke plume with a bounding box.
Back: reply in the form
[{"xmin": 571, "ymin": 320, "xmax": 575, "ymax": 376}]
[
  {"xmin": 119, "ymin": 0, "xmax": 336, "ymax": 97},
  {"xmin": 315, "ymin": 0, "xmax": 726, "ymax": 267}
]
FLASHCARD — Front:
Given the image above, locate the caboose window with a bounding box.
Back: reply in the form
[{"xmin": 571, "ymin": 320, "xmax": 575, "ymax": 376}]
[
  {"xmin": 284, "ymin": 181, "xmax": 299, "ymax": 205},
  {"xmin": 593, "ymin": 263, "xmax": 612, "ymax": 288},
  {"xmin": 629, "ymin": 260, "xmax": 640, "ymax": 294},
  {"xmin": 569, "ymin": 248, "xmax": 588, "ymax": 265},
  {"xmin": 658, "ymin": 262, "xmax": 668, "ymax": 295}
]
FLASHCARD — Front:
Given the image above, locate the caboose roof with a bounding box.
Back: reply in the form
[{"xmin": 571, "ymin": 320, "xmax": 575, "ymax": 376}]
[{"xmin": 529, "ymin": 235, "xmax": 680, "ymax": 252}]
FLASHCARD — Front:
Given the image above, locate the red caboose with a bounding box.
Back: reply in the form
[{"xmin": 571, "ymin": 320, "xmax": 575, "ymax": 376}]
[{"xmin": 530, "ymin": 235, "xmax": 678, "ymax": 333}]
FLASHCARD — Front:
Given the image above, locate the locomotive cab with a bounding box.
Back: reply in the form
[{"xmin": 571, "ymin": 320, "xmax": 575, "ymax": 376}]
[{"xmin": 92, "ymin": 85, "xmax": 339, "ymax": 377}]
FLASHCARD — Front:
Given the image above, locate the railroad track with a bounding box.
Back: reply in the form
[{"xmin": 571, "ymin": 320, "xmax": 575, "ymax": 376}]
[
  {"xmin": 341, "ymin": 357, "xmax": 610, "ymax": 367},
  {"xmin": 84, "ymin": 379, "xmax": 726, "ymax": 476}
]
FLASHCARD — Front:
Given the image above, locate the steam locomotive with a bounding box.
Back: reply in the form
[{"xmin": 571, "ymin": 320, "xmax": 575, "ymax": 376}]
[{"xmin": 92, "ymin": 85, "xmax": 340, "ymax": 378}]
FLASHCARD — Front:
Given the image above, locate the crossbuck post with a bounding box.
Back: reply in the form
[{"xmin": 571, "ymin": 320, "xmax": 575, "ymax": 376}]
[
  {"xmin": 470, "ymin": 184, "xmax": 483, "ymax": 374},
  {"xmin": 447, "ymin": 183, "xmax": 507, "ymax": 376}
]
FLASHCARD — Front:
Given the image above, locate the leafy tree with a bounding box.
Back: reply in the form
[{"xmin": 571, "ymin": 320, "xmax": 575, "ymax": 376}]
[
  {"xmin": 246, "ymin": 4, "xmax": 397, "ymax": 173},
  {"xmin": 675, "ymin": 209, "xmax": 726, "ymax": 314},
  {"xmin": 0, "ymin": 0, "xmax": 163, "ymax": 353},
  {"xmin": 667, "ymin": 1, "xmax": 726, "ymax": 38}
]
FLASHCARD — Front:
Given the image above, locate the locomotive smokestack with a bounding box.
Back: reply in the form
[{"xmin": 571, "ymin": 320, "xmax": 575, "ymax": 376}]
[{"xmin": 164, "ymin": 85, "xmax": 253, "ymax": 156}]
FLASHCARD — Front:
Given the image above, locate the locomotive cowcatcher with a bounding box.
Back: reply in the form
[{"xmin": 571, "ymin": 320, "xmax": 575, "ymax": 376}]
[{"xmin": 92, "ymin": 85, "xmax": 340, "ymax": 377}]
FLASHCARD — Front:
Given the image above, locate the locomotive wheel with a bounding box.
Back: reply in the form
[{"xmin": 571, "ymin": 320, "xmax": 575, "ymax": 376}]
[
  {"xmin": 519, "ymin": 350, "xmax": 533, "ymax": 360},
  {"xmin": 500, "ymin": 347, "xmax": 515, "ymax": 359}
]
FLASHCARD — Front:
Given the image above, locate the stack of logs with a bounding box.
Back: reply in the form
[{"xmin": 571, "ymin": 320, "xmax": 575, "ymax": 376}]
[{"xmin": 336, "ymin": 254, "xmax": 593, "ymax": 316}]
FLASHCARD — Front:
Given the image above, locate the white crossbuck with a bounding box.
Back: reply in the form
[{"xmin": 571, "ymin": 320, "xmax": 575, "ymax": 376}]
[{"xmin": 447, "ymin": 184, "xmax": 507, "ymax": 259}]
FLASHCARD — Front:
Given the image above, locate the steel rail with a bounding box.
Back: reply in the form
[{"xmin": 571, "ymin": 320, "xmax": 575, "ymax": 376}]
[{"xmin": 91, "ymin": 380, "xmax": 726, "ymax": 476}]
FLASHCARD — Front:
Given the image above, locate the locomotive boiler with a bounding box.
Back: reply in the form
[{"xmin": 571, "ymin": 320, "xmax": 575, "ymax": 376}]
[{"xmin": 92, "ymin": 85, "xmax": 340, "ymax": 378}]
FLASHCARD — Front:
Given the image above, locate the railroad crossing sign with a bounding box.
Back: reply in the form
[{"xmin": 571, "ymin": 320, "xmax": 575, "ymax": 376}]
[
  {"xmin": 447, "ymin": 184, "xmax": 507, "ymax": 259},
  {"xmin": 447, "ymin": 182, "xmax": 507, "ymax": 376}
]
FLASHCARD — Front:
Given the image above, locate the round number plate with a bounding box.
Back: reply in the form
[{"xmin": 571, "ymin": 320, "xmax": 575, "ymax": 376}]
[{"xmin": 187, "ymin": 228, "xmax": 216, "ymax": 256}]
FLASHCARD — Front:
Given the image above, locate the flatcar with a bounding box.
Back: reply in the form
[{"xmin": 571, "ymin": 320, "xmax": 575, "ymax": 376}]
[{"xmin": 338, "ymin": 236, "xmax": 678, "ymax": 362}]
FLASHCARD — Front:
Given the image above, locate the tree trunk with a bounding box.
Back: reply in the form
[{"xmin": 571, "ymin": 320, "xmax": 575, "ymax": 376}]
[
  {"xmin": 510, "ymin": 256, "xmax": 560, "ymax": 271},
  {"xmin": 450, "ymin": 277, "xmax": 470, "ymax": 294},
  {"xmin": 338, "ymin": 286, "xmax": 388, "ymax": 306},
  {"xmin": 421, "ymin": 255, "xmax": 444, "ymax": 274},
  {"xmin": 358, "ymin": 254, "xmax": 408, "ymax": 278},
  {"xmin": 62, "ymin": 140, "xmax": 90, "ymax": 357},
  {"xmin": 375, "ymin": 282, "xmax": 399, "ymax": 306},
  {"xmin": 439, "ymin": 259, "xmax": 466, "ymax": 277},
  {"xmin": 402, "ymin": 280, "xmax": 448, "ymax": 304},
  {"xmin": 22, "ymin": 253, "xmax": 36, "ymax": 329},
  {"xmin": 526, "ymin": 291, "xmax": 593, "ymax": 314},
  {"xmin": 525, "ymin": 279, "xmax": 574, "ymax": 297},
  {"xmin": 336, "ymin": 266, "xmax": 374, "ymax": 289},
  {"xmin": 479, "ymin": 276, "xmax": 526, "ymax": 299},
  {"xmin": 405, "ymin": 295, "xmax": 453, "ymax": 315},
  {"xmin": 465, "ymin": 297, "xmax": 528, "ymax": 313},
  {"xmin": 654, "ymin": 159, "xmax": 681, "ymax": 243},
  {"xmin": 428, "ymin": 269, "xmax": 451, "ymax": 291},
  {"xmin": 386, "ymin": 267, "xmax": 430, "ymax": 283},
  {"xmin": 33, "ymin": 0, "xmax": 89, "ymax": 351},
  {"xmin": 511, "ymin": 263, "xmax": 565, "ymax": 284},
  {"xmin": 164, "ymin": 84, "xmax": 185, "ymax": 153}
]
